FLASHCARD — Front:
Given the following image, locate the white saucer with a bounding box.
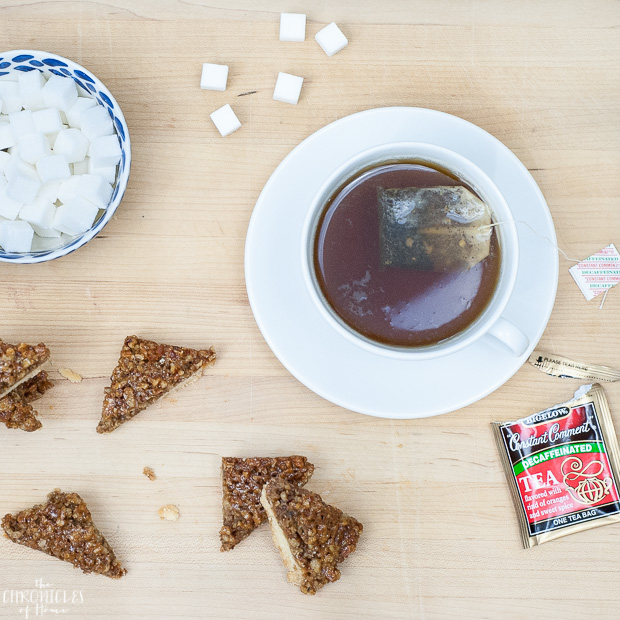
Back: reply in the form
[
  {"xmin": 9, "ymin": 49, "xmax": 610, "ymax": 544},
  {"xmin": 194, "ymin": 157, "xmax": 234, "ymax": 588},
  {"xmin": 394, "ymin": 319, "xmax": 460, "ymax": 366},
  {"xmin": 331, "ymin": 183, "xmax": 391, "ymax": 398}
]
[{"xmin": 245, "ymin": 107, "xmax": 558, "ymax": 419}]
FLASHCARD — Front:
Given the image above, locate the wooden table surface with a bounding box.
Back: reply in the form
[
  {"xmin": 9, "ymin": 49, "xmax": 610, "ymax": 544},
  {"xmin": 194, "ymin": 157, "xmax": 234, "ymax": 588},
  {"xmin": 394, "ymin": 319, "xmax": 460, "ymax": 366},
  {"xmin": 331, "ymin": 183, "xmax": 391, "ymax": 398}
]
[{"xmin": 1, "ymin": 1, "xmax": 620, "ymax": 618}]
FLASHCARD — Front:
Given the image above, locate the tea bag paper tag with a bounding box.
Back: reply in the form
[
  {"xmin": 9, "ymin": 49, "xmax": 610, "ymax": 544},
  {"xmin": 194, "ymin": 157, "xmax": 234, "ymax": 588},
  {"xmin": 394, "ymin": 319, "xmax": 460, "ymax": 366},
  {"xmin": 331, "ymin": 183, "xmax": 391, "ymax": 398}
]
[{"xmin": 569, "ymin": 243, "xmax": 620, "ymax": 301}]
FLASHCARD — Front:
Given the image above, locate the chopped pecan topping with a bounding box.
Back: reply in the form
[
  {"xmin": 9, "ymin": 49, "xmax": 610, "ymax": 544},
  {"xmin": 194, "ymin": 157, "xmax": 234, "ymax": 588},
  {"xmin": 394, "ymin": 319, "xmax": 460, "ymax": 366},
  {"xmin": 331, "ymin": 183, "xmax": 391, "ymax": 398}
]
[
  {"xmin": 1, "ymin": 489, "xmax": 126, "ymax": 579},
  {"xmin": 97, "ymin": 336, "xmax": 216, "ymax": 433},
  {"xmin": 261, "ymin": 478, "xmax": 363, "ymax": 595},
  {"xmin": 220, "ymin": 456, "xmax": 314, "ymax": 551},
  {"xmin": 0, "ymin": 340, "xmax": 50, "ymax": 399},
  {"xmin": 0, "ymin": 372, "xmax": 53, "ymax": 432},
  {"xmin": 143, "ymin": 467, "xmax": 156, "ymax": 481}
]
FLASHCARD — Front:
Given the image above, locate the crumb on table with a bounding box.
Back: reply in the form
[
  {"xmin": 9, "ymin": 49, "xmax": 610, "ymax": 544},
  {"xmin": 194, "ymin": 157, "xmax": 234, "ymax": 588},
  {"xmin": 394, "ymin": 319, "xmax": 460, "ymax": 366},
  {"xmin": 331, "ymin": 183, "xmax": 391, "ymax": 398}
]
[
  {"xmin": 143, "ymin": 467, "xmax": 156, "ymax": 481},
  {"xmin": 58, "ymin": 368, "xmax": 82, "ymax": 383},
  {"xmin": 158, "ymin": 504, "xmax": 180, "ymax": 521}
]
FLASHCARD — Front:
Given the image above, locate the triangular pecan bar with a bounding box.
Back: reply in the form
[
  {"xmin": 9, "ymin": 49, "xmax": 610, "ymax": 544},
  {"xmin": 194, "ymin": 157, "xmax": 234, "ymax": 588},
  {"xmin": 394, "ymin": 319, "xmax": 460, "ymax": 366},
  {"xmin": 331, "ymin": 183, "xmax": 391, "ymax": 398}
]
[
  {"xmin": 261, "ymin": 478, "xmax": 363, "ymax": 594},
  {"xmin": 0, "ymin": 371, "xmax": 53, "ymax": 432},
  {"xmin": 97, "ymin": 336, "xmax": 216, "ymax": 433},
  {"xmin": 0, "ymin": 340, "xmax": 50, "ymax": 400},
  {"xmin": 2, "ymin": 489, "xmax": 126, "ymax": 578}
]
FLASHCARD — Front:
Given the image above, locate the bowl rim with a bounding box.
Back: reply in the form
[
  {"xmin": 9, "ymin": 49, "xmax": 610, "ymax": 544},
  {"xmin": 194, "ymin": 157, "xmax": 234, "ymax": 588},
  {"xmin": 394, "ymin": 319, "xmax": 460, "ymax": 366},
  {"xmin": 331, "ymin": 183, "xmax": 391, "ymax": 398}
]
[{"xmin": 0, "ymin": 49, "xmax": 131, "ymax": 264}]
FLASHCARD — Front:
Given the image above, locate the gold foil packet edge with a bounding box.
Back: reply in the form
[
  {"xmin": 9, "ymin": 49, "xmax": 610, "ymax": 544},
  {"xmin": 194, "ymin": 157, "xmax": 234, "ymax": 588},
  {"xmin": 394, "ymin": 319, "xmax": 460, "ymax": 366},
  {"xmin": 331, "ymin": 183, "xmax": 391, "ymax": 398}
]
[{"xmin": 528, "ymin": 350, "xmax": 620, "ymax": 382}]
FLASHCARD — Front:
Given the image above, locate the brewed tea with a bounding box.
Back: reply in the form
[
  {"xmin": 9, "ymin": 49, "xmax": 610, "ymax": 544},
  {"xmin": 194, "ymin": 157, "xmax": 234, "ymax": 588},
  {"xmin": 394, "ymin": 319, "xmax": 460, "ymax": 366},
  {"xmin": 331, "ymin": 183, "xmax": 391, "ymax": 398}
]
[{"xmin": 313, "ymin": 162, "xmax": 501, "ymax": 347}]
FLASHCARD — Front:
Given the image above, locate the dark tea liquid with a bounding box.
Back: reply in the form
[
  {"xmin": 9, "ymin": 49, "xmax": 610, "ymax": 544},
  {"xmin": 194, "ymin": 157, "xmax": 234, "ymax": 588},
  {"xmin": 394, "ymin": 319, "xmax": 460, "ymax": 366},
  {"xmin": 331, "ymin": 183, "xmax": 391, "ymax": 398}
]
[{"xmin": 313, "ymin": 162, "xmax": 501, "ymax": 347}]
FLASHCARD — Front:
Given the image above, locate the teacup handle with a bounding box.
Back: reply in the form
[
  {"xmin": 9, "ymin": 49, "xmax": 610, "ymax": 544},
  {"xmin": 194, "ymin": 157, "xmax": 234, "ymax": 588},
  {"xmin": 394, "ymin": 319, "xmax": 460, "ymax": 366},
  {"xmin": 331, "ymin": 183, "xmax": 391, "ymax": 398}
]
[{"xmin": 486, "ymin": 317, "xmax": 529, "ymax": 357}]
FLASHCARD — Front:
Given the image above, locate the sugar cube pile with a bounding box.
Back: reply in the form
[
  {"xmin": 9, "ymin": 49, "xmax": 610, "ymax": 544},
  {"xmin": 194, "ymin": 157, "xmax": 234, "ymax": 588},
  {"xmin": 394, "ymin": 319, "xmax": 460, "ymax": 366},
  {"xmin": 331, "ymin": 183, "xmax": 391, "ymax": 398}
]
[{"xmin": 0, "ymin": 70, "xmax": 121, "ymax": 254}]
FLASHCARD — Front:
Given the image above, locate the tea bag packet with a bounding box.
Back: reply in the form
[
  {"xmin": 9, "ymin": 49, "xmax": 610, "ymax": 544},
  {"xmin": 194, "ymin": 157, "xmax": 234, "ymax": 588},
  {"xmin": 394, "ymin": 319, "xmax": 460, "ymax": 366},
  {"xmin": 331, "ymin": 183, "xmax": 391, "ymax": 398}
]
[
  {"xmin": 377, "ymin": 186, "xmax": 492, "ymax": 271},
  {"xmin": 529, "ymin": 350, "xmax": 620, "ymax": 382},
  {"xmin": 492, "ymin": 384, "xmax": 620, "ymax": 548}
]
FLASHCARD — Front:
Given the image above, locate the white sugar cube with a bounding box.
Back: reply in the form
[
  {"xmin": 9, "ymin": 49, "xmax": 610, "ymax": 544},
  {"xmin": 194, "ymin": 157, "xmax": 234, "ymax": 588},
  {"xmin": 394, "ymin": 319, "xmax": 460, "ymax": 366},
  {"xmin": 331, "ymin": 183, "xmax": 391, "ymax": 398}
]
[
  {"xmin": 4, "ymin": 154, "xmax": 36, "ymax": 182},
  {"xmin": 279, "ymin": 13, "xmax": 306, "ymax": 42},
  {"xmin": 88, "ymin": 161, "xmax": 116, "ymax": 184},
  {"xmin": 0, "ymin": 150, "xmax": 10, "ymax": 174},
  {"xmin": 80, "ymin": 106, "xmax": 114, "ymax": 140},
  {"xmin": 73, "ymin": 158, "xmax": 90, "ymax": 175},
  {"xmin": 42, "ymin": 75, "xmax": 78, "ymax": 112},
  {"xmin": 33, "ymin": 108, "xmax": 63, "ymax": 134},
  {"xmin": 210, "ymin": 104, "xmax": 241, "ymax": 137},
  {"xmin": 0, "ymin": 184, "xmax": 23, "ymax": 220},
  {"xmin": 66, "ymin": 97, "xmax": 96, "ymax": 129},
  {"xmin": 0, "ymin": 122, "xmax": 16, "ymax": 149},
  {"xmin": 88, "ymin": 135, "xmax": 121, "ymax": 168},
  {"xmin": 57, "ymin": 175, "xmax": 81, "ymax": 203},
  {"xmin": 31, "ymin": 224, "xmax": 61, "ymax": 238},
  {"xmin": 31, "ymin": 234, "xmax": 64, "ymax": 252},
  {"xmin": 0, "ymin": 82, "xmax": 21, "ymax": 114},
  {"xmin": 273, "ymin": 72, "xmax": 304, "ymax": 105},
  {"xmin": 19, "ymin": 197, "xmax": 55, "ymax": 229},
  {"xmin": 7, "ymin": 171, "xmax": 41, "ymax": 204},
  {"xmin": 315, "ymin": 22, "xmax": 348, "ymax": 57},
  {"xmin": 200, "ymin": 63, "xmax": 229, "ymax": 91},
  {"xmin": 9, "ymin": 110, "xmax": 35, "ymax": 138},
  {"xmin": 53, "ymin": 128, "xmax": 89, "ymax": 163},
  {"xmin": 36, "ymin": 154, "xmax": 71, "ymax": 184},
  {"xmin": 37, "ymin": 182, "xmax": 62, "ymax": 203},
  {"xmin": 18, "ymin": 132, "xmax": 50, "ymax": 164},
  {"xmin": 18, "ymin": 70, "xmax": 45, "ymax": 111},
  {"xmin": 0, "ymin": 219, "xmax": 34, "ymax": 253},
  {"xmin": 77, "ymin": 174, "xmax": 113, "ymax": 209},
  {"xmin": 53, "ymin": 197, "xmax": 99, "ymax": 235}
]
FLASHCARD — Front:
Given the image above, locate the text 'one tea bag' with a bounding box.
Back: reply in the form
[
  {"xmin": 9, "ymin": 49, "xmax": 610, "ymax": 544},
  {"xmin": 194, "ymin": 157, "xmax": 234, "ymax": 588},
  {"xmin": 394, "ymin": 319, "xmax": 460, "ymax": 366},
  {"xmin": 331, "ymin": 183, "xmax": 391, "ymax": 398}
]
[{"xmin": 377, "ymin": 186, "xmax": 492, "ymax": 272}]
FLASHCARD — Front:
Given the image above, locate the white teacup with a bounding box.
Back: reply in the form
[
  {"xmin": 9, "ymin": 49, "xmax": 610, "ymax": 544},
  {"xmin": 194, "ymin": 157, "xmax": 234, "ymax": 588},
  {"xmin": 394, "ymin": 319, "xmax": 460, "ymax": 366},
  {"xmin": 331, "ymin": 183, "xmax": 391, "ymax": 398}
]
[{"xmin": 300, "ymin": 142, "xmax": 529, "ymax": 360}]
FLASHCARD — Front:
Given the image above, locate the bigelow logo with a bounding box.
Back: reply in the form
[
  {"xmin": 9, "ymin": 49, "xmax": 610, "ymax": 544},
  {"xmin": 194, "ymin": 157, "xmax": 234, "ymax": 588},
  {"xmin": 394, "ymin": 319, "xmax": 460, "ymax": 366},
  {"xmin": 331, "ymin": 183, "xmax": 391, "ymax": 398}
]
[{"xmin": 2, "ymin": 579, "xmax": 84, "ymax": 618}]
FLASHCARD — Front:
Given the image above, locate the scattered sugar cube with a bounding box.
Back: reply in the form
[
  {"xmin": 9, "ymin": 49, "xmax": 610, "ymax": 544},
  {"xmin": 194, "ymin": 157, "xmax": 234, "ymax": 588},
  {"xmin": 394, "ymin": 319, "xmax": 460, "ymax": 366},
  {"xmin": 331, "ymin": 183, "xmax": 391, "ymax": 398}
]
[
  {"xmin": 279, "ymin": 13, "xmax": 306, "ymax": 42},
  {"xmin": 33, "ymin": 108, "xmax": 63, "ymax": 134},
  {"xmin": 32, "ymin": 224, "xmax": 61, "ymax": 238},
  {"xmin": 88, "ymin": 161, "xmax": 116, "ymax": 184},
  {"xmin": 200, "ymin": 63, "xmax": 229, "ymax": 91},
  {"xmin": 31, "ymin": 234, "xmax": 64, "ymax": 252},
  {"xmin": 80, "ymin": 106, "xmax": 114, "ymax": 140},
  {"xmin": 73, "ymin": 158, "xmax": 90, "ymax": 175},
  {"xmin": 315, "ymin": 22, "xmax": 348, "ymax": 57},
  {"xmin": 53, "ymin": 128, "xmax": 89, "ymax": 163},
  {"xmin": 17, "ymin": 70, "xmax": 45, "ymax": 111},
  {"xmin": 53, "ymin": 197, "xmax": 99, "ymax": 235},
  {"xmin": 66, "ymin": 97, "xmax": 96, "ymax": 129},
  {"xmin": 210, "ymin": 104, "xmax": 241, "ymax": 137},
  {"xmin": 19, "ymin": 197, "xmax": 55, "ymax": 229},
  {"xmin": 89, "ymin": 135, "xmax": 121, "ymax": 168},
  {"xmin": 57, "ymin": 175, "xmax": 81, "ymax": 203},
  {"xmin": 18, "ymin": 132, "xmax": 50, "ymax": 164},
  {"xmin": 0, "ymin": 150, "xmax": 10, "ymax": 174},
  {"xmin": 0, "ymin": 82, "xmax": 21, "ymax": 114},
  {"xmin": 9, "ymin": 110, "xmax": 35, "ymax": 138},
  {"xmin": 0, "ymin": 219, "xmax": 34, "ymax": 253},
  {"xmin": 42, "ymin": 75, "xmax": 78, "ymax": 112},
  {"xmin": 0, "ymin": 183, "xmax": 23, "ymax": 220},
  {"xmin": 273, "ymin": 72, "xmax": 304, "ymax": 105},
  {"xmin": 0, "ymin": 122, "xmax": 16, "ymax": 149},
  {"xmin": 36, "ymin": 154, "xmax": 71, "ymax": 184},
  {"xmin": 77, "ymin": 174, "xmax": 113, "ymax": 209}
]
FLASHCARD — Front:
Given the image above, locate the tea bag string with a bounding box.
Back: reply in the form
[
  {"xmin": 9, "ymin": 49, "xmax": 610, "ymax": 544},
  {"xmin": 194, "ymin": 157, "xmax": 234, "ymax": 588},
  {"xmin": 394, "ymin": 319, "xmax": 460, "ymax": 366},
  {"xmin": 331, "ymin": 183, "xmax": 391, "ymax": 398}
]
[
  {"xmin": 480, "ymin": 219, "xmax": 581, "ymax": 263},
  {"xmin": 480, "ymin": 220, "xmax": 611, "ymax": 310}
]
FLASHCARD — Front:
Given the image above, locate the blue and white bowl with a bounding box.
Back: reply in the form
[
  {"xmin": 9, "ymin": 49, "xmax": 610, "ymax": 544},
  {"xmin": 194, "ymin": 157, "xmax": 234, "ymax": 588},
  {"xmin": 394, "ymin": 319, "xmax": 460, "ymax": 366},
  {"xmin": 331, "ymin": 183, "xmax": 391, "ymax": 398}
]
[{"xmin": 0, "ymin": 50, "xmax": 131, "ymax": 263}]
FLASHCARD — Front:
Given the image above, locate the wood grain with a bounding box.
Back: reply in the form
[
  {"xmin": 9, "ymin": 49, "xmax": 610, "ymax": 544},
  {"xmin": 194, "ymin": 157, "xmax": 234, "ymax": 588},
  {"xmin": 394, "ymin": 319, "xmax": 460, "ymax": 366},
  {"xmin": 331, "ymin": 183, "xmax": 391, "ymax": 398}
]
[{"xmin": 1, "ymin": 1, "xmax": 620, "ymax": 618}]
